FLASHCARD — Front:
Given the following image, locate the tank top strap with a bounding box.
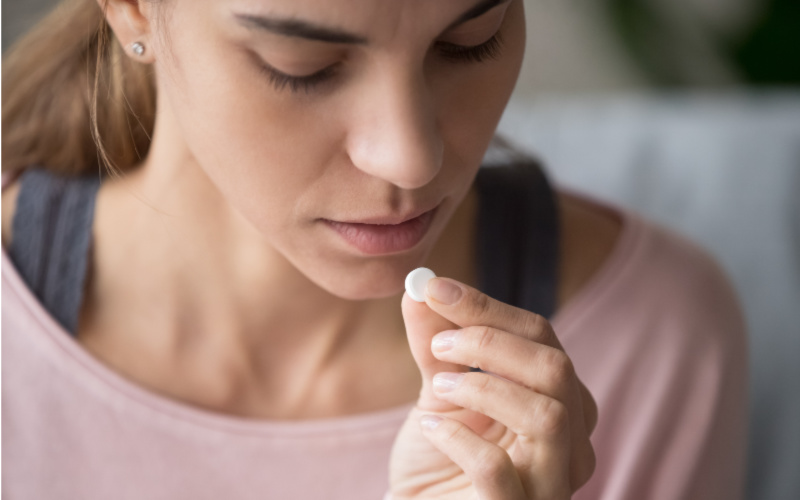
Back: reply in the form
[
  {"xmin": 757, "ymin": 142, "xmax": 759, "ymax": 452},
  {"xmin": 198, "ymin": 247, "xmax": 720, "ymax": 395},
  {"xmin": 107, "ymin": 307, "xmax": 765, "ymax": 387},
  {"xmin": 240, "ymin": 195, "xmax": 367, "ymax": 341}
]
[
  {"xmin": 9, "ymin": 166, "xmax": 102, "ymax": 337},
  {"xmin": 474, "ymin": 157, "xmax": 560, "ymax": 319}
]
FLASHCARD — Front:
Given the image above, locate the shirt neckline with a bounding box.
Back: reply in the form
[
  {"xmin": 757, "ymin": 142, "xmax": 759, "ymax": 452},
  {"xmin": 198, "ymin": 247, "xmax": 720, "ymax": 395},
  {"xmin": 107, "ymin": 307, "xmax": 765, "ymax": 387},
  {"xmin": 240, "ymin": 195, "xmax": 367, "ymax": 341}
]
[
  {"xmin": 2, "ymin": 246, "xmax": 415, "ymax": 438},
  {"xmin": 548, "ymin": 185, "xmax": 643, "ymax": 340}
]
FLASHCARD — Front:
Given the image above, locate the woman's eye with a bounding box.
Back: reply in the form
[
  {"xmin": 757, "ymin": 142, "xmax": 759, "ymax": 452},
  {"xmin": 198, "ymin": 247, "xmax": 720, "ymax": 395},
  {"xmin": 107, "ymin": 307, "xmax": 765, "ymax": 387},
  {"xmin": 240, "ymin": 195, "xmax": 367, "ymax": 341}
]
[
  {"xmin": 257, "ymin": 31, "xmax": 505, "ymax": 95},
  {"xmin": 257, "ymin": 62, "xmax": 339, "ymax": 95},
  {"xmin": 435, "ymin": 32, "xmax": 504, "ymax": 64}
]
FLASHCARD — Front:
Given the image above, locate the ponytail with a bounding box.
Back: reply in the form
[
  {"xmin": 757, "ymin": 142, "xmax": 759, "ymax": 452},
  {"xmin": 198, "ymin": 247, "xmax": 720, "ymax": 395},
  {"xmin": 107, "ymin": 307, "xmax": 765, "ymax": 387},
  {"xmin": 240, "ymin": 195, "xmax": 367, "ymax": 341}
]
[{"xmin": 2, "ymin": 0, "xmax": 156, "ymax": 178}]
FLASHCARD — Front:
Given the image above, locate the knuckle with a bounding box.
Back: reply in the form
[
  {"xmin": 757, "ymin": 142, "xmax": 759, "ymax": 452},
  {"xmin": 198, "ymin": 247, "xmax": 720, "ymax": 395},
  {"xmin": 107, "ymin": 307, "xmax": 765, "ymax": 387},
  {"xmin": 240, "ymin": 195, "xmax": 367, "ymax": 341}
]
[
  {"xmin": 584, "ymin": 388, "xmax": 599, "ymax": 435},
  {"xmin": 473, "ymin": 445, "xmax": 511, "ymax": 482},
  {"xmin": 465, "ymin": 372, "xmax": 493, "ymax": 396},
  {"xmin": 578, "ymin": 443, "xmax": 598, "ymax": 490},
  {"xmin": 572, "ymin": 442, "xmax": 597, "ymax": 492},
  {"xmin": 522, "ymin": 312, "xmax": 552, "ymax": 343},
  {"xmin": 440, "ymin": 420, "xmax": 467, "ymax": 443},
  {"xmin": 465, "ymin": 327, "xmax": 498, "ymax": 371},
  {"xmin": 470, "ymin": 291, "xmax": 493, "ymax": 320},
  {"xmin": 475, "ymin": 326, "xmax": 498, "ymax": 352},
  {"xmin": 542, "ymin": 349, "xmax": 575, "ymax": 389},
  {"xmin": 535, "ymin": 398, "xmax": 570, "ymax": 437}
]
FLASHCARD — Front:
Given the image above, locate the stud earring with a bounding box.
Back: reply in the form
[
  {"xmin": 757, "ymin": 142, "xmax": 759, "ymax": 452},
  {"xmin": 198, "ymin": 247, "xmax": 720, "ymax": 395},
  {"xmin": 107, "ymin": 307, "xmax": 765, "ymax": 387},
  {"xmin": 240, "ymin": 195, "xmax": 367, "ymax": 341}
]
[{"xmin": 131, "ymin": 42, "xmax": 145, "ymax": 56}]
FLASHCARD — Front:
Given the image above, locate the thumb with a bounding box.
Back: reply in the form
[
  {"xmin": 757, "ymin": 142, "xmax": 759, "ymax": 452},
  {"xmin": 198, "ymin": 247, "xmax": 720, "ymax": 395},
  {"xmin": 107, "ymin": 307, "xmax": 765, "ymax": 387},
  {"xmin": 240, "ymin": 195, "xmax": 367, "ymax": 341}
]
[{"xmin": 402, "ymin": 291, "xmax": 467, "ymax": 412}]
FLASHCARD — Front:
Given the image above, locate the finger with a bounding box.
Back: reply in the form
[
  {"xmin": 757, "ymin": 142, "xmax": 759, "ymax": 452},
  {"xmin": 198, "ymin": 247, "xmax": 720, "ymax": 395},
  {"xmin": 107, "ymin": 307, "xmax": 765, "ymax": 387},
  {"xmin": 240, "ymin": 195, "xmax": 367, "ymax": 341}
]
[
  {"xmin": 431, "ymin": 328, "xmax": 597, "ymax": 491},
  {"xmin": 424, "ymin": 277, "xmax": 563, "ymax": 350},
  {"xmin": 431, "ymin": 371, "xmax": 571, "ymax": 446},
  {"xmin": 427, "ymin": 372, "xmax": 574, "ymax": 499},
  {"xmin": 401, "ymin": 292, "xmax": 465, "ymax": 412},
  {"xmin": 431, "ymin": 326, "xmax": 576, "ymax": 400},
  {"xmin": 580, "ymin": 381, "xmax": 599, "ymax": 436},
  {"xmin": 419, "ymin": 415, "xmax": 527, "ymax": 500},
  {"xmin": 572, "ymin": 382, "xmax": 598, "ymax": 491}
]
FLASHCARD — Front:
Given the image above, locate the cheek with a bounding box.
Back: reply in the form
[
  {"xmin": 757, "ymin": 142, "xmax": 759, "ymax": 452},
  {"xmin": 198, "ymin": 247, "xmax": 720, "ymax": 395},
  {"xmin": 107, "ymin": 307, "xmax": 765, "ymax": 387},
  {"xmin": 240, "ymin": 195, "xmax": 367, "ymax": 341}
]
[
  {"xmin": 156, "ymin": 25, "xmax": 342, "ymax": 234},
  {"xmin": 433, "ymin": 7, "xmax": 526, "ymax": 166}
]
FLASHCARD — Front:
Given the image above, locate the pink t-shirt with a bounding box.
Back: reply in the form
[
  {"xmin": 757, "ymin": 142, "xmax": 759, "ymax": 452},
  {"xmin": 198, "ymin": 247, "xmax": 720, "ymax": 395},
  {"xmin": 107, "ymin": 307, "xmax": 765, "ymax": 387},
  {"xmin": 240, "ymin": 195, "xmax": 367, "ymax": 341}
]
[{"xmin": 1, "ymin": 182, "xmax": 748, "ymax": 499}]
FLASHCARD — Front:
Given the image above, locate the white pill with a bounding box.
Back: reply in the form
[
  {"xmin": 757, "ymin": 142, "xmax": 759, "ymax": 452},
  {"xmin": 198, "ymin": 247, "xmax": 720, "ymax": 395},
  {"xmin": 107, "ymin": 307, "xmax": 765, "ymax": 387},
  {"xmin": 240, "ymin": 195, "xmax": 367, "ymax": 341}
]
[{"xmin": 405, "ymin": 267, "xmax": 436, "ymax": 302}]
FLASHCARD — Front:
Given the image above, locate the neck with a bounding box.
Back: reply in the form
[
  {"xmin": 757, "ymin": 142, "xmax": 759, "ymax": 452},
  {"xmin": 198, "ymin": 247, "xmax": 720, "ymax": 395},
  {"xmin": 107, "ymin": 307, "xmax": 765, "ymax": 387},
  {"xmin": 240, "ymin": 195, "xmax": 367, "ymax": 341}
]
[{"xmin": 79, "ymin": 139, "xmax": 478, "ymax": 417}]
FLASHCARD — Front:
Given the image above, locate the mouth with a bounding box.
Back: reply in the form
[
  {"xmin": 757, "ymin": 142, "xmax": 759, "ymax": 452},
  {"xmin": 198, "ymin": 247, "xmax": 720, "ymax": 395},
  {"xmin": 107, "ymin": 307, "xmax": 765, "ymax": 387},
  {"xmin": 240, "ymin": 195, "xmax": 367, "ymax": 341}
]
[
  {"xmin": 331, "ymin": 202, "xmax": 441, "ymax": 225},
  {"xmin": 321, "ymin": 205, "xmax": 440, "ymax": 255}
]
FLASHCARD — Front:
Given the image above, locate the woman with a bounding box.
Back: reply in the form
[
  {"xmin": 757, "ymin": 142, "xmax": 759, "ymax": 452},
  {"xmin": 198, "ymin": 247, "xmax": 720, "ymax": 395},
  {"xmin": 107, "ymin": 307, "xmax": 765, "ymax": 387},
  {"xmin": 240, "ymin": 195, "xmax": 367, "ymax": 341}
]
[{"xmin": 1, "ymin": 0, "xmax": 748, "ymax": 498}]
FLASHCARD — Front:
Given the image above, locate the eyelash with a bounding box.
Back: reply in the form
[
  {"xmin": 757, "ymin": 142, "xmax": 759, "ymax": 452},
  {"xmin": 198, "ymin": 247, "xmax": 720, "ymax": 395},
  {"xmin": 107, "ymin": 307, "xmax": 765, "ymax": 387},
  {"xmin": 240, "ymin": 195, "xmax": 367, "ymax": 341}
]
[
  {"xmin": 436, "ymin": 31, "xmax": 504, "ymax": 64},
  {"xmin": 258, "ymin": 32, "xmax": 505, "ymax": 95},
  {"xmin": 258, "ymin": 63, "xmax": 340, "ymax": 94}
]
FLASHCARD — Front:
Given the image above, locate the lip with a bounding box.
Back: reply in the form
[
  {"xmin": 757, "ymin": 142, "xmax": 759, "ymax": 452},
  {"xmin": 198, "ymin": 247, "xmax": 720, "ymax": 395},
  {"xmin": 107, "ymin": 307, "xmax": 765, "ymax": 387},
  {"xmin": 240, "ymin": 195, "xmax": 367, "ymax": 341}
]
[
  {"xmin": 322, "ymin": 204, "xmax": 440, "ymax": 255},
  {"xmin": 332, "ymin": 203, "xmax": 440, "ymax": 226}
]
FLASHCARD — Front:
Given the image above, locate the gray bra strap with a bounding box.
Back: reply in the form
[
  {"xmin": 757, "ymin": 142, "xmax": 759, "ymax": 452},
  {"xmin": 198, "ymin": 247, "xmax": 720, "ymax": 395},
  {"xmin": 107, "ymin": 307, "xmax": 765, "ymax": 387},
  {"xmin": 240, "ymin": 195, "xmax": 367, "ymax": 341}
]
[
  {"xmin": 9, "ymin": 167, "xmax": 101, "ymax": 336},
  {"xmin": 474, "ymin": 159, "xmax": 560, "ymax": 320}
]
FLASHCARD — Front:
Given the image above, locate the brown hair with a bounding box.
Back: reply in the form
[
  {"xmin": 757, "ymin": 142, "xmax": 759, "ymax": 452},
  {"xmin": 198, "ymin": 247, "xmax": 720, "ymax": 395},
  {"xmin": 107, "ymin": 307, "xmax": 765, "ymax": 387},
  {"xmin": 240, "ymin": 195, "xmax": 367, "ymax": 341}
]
[{"xmin": 2, "ymin": 0, "xmax": 157, "ymax": 179}]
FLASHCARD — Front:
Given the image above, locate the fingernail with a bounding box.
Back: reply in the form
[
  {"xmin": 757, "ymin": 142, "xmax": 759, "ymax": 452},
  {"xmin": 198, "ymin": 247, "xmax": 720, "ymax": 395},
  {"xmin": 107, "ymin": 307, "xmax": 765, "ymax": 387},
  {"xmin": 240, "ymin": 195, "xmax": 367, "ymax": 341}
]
[
  {"xmin": 420, "ymin": 414, "xmax": 442, "ymax": 430},
  {"xmin": 426, "ymin": 278, "xmax": 463, "ymax": 305},
  {"xmin": 433, "ymin": 372, "xmax": 464, "ymax": 393},
  {"xmin": 432, "ymin": 330, "xmax": 458, "ymax": 352}
]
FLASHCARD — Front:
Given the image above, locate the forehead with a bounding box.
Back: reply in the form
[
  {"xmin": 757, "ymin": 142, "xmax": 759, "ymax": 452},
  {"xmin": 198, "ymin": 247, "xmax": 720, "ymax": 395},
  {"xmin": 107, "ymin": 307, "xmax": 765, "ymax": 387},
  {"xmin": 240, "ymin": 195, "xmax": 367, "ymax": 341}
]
[{"xmin": 215, "ymin": 0, "xmax": 494, "ymax": 45}]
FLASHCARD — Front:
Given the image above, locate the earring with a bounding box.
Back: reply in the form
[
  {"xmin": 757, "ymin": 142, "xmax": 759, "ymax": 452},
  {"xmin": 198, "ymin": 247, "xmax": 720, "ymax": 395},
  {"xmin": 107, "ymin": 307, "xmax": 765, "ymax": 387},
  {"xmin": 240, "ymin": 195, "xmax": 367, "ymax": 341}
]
[{"xmin": 131, "ymin": 42, "xmax": 145, "ymax": 56}]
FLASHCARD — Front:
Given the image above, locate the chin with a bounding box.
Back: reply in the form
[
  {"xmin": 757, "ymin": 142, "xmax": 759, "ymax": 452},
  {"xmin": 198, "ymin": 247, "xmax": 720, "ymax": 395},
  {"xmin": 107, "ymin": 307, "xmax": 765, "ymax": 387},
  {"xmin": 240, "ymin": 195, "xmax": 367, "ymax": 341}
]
[{"xmin": 306, "ymin": 253, "xmax": 428, "ymax": 301}]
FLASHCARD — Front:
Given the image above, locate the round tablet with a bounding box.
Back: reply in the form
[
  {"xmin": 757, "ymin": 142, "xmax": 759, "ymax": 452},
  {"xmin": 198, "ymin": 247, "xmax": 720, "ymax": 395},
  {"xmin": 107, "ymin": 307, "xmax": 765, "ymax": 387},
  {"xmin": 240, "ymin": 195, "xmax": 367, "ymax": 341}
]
[{"xmin": 405, "ymin": 267, "xmax": 436, "ymax": 302}]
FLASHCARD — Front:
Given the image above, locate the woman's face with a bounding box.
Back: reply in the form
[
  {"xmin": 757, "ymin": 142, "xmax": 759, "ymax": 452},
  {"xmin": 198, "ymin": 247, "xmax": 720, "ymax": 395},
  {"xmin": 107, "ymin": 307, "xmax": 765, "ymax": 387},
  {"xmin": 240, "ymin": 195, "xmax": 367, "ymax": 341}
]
[{"xmin": 150, "ymin": 0, "xmax": 525, "ymax": 299}]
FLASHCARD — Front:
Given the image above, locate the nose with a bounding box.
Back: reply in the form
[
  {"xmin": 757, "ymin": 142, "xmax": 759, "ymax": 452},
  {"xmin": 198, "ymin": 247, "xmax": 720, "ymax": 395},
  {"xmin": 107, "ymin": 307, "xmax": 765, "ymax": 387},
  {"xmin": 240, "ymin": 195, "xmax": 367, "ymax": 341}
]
[{"xmin": 346, "ymin": 68, "xmax": 444, "ymax": 190}]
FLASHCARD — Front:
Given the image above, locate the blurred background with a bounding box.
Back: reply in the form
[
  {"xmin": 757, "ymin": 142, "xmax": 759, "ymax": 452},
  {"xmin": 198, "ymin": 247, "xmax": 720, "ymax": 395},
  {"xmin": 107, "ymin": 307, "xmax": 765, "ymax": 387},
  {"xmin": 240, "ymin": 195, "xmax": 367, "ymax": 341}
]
[{"xmin": 3, "ymin": 0, "xmax": 799, "ymax": 499}]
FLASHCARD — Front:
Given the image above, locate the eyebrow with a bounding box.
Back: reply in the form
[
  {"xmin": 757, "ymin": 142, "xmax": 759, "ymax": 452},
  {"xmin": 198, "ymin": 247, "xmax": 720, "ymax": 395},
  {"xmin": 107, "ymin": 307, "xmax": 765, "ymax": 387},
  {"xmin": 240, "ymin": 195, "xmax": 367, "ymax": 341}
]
[{"xmin": 233, "ymin": 0, "xmax": 511, "ymax": 45}]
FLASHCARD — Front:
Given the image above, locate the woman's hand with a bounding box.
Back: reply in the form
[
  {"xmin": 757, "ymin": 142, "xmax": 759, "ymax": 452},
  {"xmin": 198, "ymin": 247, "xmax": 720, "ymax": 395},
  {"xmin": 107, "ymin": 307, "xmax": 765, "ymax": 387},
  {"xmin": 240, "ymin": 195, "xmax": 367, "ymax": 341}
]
[{"xmin": 389, "ymin": 277, "xmax": 598, "ymax": 499}]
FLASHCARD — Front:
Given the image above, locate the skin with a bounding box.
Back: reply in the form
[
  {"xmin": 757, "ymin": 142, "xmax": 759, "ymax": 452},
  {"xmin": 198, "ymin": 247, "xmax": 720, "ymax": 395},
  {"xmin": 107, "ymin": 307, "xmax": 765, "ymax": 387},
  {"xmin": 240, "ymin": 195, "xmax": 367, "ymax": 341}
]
[{"xmin": 2, "ymin": 0, "xmax": 621, "ymax": 496}]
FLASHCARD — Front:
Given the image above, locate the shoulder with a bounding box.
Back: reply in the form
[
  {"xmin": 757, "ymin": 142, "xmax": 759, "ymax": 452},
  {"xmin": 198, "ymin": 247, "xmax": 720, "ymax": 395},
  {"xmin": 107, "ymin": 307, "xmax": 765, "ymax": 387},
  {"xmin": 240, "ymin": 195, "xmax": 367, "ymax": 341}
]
[
  {"xmin": 556, "ymin": 189, "xmax": 747, "ymax": 362},
  {"xmin": 626, "ymin": 207, "xmax": 744, "ymax": 336},
  {"xmin": 559, "ymin": 192, "xmax": 750, "ymax": 500}
]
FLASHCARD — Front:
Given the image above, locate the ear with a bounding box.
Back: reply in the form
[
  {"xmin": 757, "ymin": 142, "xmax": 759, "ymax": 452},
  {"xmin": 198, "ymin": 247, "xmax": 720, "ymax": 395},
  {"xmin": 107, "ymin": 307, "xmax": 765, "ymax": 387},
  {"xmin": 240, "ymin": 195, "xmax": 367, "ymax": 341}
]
[{"xmin": 96, "ymin": 0, "xmax": 157, "ymax": 63}]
